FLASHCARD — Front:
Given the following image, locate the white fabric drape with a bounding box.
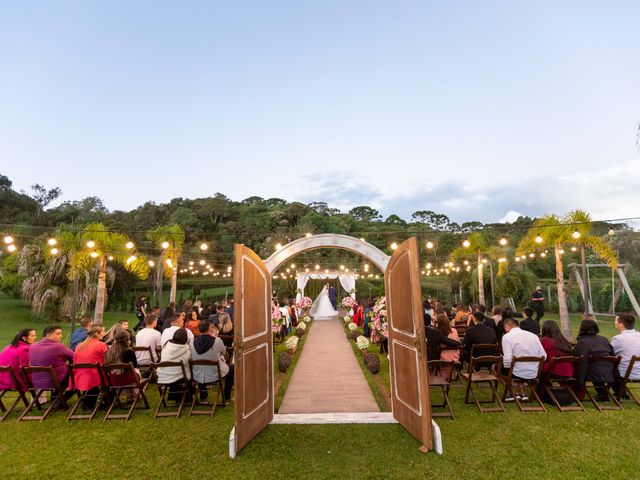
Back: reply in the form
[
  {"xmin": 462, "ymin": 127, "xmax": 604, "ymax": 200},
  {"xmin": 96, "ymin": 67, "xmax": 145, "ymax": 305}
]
[
  {"xmin": 295, "ymin": 272, "xmax": 356, "ymax": 301},
  {"xmin": 338, "ymin": 274, "xmax": 356, "ymax": 300}
]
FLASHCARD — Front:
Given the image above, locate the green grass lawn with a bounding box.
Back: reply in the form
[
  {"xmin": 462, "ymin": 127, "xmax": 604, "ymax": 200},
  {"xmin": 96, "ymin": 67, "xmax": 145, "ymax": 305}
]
[{"xmin": 1, "ymin": 293, "xmax": 639, "ymax": 479}]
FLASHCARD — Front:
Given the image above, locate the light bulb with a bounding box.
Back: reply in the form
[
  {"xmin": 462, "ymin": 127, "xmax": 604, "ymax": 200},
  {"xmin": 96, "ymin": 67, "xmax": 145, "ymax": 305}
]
[
  {"xmin": 50, "ymin": 247, "xmax": 59, "ymax": 255},
  {"xmin": 499, "ymin": 238, "xmax": 507, "ymax": 246},
  {"xmin": 572, "ymin": 230, "xmax": 580, "ymax": 239},
  {"xmin": 86, "ymin": 240, "xmax": 95, "ymax": 248},
  {"xmin": 161, "ymin": 241, "xmax": 170, "ymax": 249},
  {"xmin": 535, "ymin": 235, "xmax": 543, "ymax": 244},
  {"xmin": 463, "ymin": 239, "xmax": 471, "ymax": 248},
  {"xmin": 426, "ymin": 241, "xmax": 434, "ymax": 249},
  {"xmin": 47, "ymin": 238, "xmax": 57, "ymax": 246},
  {"xmin": 199, "ymin": 243, "xmax": 208, "ymax": 251},
  {"xmin": 391, "ymin": 242, "xmax": 398, "ymax": 250},
  {"xmin": 90, "ymin": 251, "xmax": 99, "ymax": 258},
  {"xmin": 148, "ymin": 260, "xmax": 155, "ymax": 267},
  {"xmin": 3, "ymin": 235, "xmax": 14, "ymax": 244},
  {"xmin": 275, "ymin": 243, "xmax": 282, "ymax": 250}
]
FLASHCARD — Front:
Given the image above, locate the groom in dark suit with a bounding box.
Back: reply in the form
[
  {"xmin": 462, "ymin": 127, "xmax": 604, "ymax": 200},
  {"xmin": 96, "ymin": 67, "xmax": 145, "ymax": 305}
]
[{"xmin": 328, "ymin": 285, "xmax": 338, "ymax": 309}]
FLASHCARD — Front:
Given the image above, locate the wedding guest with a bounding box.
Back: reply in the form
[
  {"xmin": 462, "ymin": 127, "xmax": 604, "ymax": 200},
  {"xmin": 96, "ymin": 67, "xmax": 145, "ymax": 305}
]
[
  {"xmin": 530, "ymin": 286, "xmax": 545, "ymax": 322},
  {"xmin": 157, "ymin": 328, "xmax": 192, "ymax": 402},
  {"xmin": 611, "ymin": 313, "xmax": 640, "ymax": 392},
  {"xmin": 463, "ymin": 311, "xmax": 497, "ymax": 362},
  {"xmin": 219, "ymin": 313, "xmax": 234, "ymax": 336},
  {"xmin": 574, "ymin": 320, "xmax": 614, "ymax": 401},
  {"xmin": 489, "ymin": 306, "xmax": 503, "ymax": 331},
  {"xmin": 103, "ymin": 320, "xmax": 134, "ymax": 346},
  {"xmin": 29, "ymin": 325, "xmax": 74, "ymax": 399},
  {"xmin": 227, "ymin": 300, "xmax": 234, "ymax": 322},
  {"xmin": 0, "ymin": 328, "xmax": 36, "ymax": 392},
  {"xmin": 425, "ymin": 314, "xmax": 461, "ymax": 361},
  {"xmin": 133, "ymin": 295, "xmax": 147, "ymax": 332},
  {"xmin": 191, "ymin": 320, "xmax": 234, "ymax": 402},
  {"xmin": 437, "ymin": 314, "xmax": 460, "ymax": 378},
  {"xmin": 159, "ymin": 301, "xmax": 177, "ymax": 331},
  {"xmin": 208, "ymin": 304, "xmax": 225, "ymax": 328},
  {"xmin": 69, "ymin": 315, "xmax": 92, "ymax": 351},
  {"xmin": 520, "ymin": 307, "xmax": 540, "ymax": 335},
  {"xmin": 72, "ymin": 325, "xmax": 107, "ymax": 408},
  {"xmin": 185, "ymin": 310, "xmax": 201, "ymax": 337},
  {"xmin": 104, "ymin": 331, "xmax": 139, "ymax": 400},
  {"xmin": 288, "ymin": 300, "xmax": 298, "ymax": 328},
  {"xmin": 540, "ymin": 320, "xmax": 574, "ymax": 377},
  {"xmin": 135, "ymin": 314, "xmax": 162, "ymax": 365},
  {"xmin": 161, "ymin": 313, "xmax": 193, "ymax": 348}
]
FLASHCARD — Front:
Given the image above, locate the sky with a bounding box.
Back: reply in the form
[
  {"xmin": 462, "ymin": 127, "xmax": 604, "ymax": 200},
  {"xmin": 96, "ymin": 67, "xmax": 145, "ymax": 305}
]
[{"xmin": 1, "ymin": 1, "xmax": 639, "ymax": 225}]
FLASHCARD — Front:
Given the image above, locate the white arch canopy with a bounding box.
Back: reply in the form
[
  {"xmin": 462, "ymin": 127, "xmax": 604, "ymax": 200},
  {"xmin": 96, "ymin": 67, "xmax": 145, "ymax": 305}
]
[
  {"xmin": 295, "ymin": 271, "xmax": 357, "ymax": 302},
  {"xmin": 264, "ymin": 233, "xmax": 390, "ymax": 275}
]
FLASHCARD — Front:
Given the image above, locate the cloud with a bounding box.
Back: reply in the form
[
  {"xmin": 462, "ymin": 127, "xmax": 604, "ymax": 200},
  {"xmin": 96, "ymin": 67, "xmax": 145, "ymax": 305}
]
[{"xmin": 288, "ymin": 159, "xmax": 640, "ymax": 228}]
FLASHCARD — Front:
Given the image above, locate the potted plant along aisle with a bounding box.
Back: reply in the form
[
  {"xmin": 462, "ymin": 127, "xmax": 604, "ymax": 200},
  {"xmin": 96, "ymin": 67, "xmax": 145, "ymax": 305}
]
[
  {"xmin": 356, "ymin": 335, "xmax": 369, "ymax": 356},
  {"xmin": 286, "ymin": 335, "xmax": 299, "ymax": 355}
]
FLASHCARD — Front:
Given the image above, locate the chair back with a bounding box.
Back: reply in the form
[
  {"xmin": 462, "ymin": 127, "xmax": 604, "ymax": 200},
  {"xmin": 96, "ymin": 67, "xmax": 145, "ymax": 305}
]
[
  {"xmin": 21, "ymin": 366, "xmax": 63, "ymax": 391},
  {"xmin": 467, "ymin": 355, "xmax": 501, "ymax": 376},
  {"xmin": 546, "ymin": 355, "xmax": 581, "ymax": 379},
  {"xmin": 587, "ymin": 355, "xmax": 621, "ymax": 371},
  {"xmin": 153, "ymin": 361, "xmax": 189, "ymax": 385},
  {"xmin": 623, "ymin": 355, "xmax": 640, "ymax": 381},
  {"xmin": 68, "ymin": 363, "xmax": 108, "ymax": 391},
  {"xmin": 510, "ymin": 356, "xmax": 545, "ymax": 380},
  {"xmin": 427, "ymin": 359, "xmax": 455, "ymax": 381},
  {"xmin": 103, "ymin": 363, "xmax": 140, "ymax": 388},
  {"xmin": 189, "ymin": 359, "xmax": 223, "ymax": 382},
  {"xmin": 470, "ymin": 343, "xmax": 499, "ymax": 358},
  {"xmin": 133, "ymin": 346, "xmax": 155, "ymax": 365},
  {"xmin": 0, "ymin": 365, "xmax": 23, "ymax": 391}
]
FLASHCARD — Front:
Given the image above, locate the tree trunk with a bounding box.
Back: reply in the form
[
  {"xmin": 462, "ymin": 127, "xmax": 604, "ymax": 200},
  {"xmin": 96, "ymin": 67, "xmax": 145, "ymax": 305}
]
[
  {"xmin": 170, "ymin": 266, "xmax": 177, "ymax": 303},
  {"xmin": 555, "ymin": 245, "xmax": 571, "ymax": 339},
  {"xmin": 93, "ymin": 255, "xmax": 108, "ymax": 325},
  {"xmin": 477, "ymin": 251, "xmax": 485, "ymax": 305}
]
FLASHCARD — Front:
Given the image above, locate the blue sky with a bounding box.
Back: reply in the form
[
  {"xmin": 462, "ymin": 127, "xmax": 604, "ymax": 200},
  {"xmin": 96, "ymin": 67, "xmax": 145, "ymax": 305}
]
[{"xmin": 1, "ymin": 1, "xmax": 639, "ymax": 224}]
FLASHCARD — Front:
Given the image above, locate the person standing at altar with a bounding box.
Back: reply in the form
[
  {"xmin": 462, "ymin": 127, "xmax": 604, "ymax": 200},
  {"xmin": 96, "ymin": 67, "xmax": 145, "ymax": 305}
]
[{"xmin": 328, "ymin": 284, "xmax": 338, "ymax": 310}]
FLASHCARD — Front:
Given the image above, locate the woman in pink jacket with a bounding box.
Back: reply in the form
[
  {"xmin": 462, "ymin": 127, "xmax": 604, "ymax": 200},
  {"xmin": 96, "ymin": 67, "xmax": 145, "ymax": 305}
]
[{"xmin": 0, "ymin": 328, "xmax": 37, "ymax": 392}]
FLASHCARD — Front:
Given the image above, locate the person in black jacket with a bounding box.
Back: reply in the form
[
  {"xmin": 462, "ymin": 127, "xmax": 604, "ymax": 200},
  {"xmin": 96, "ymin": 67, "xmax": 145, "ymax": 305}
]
[
  {"xmin": 464, "ymin": 311, "xmax": 498, "ymax": 362},
  {"xmin": 520, "ymin": 307, "xmax": 540, "ymax": 335},
  {"xmin": 574, "ymin": 319, "xmax": 615, "ymax": 401},
  {"xmin": 424, "ymin": 313, "xmax": 461, "ymax": 360},
  {"xmin": 496, "ymin": 307, "xmax": 523, "ymax": 340}
]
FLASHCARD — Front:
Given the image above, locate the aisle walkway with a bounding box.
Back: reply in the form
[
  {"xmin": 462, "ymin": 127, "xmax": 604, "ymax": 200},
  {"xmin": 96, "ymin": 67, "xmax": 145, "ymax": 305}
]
[{"xmin": 278, "ymin": 318, "xmax": 379, "ymax": 414}]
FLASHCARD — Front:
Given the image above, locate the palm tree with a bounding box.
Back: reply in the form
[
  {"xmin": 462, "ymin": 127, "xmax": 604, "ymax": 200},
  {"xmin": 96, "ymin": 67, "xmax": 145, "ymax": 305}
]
[
  {"xmin": 146, "ymin": 224, "xmax": 185, "ymax": 303},
  {"xmin": 516, "ymin": 211, "xmax": 617, "ymax": 339},
  {"xmin": 65, "ymin": 223, "xmax": 149, "ymax": 325},
  {"xmin": 449, "ymin": 232, "xmax": 489, "ymax": 305}
]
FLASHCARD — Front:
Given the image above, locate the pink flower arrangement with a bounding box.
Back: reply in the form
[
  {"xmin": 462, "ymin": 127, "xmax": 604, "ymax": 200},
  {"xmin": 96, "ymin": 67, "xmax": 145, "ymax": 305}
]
[
  {"xmin": 272, "ymin": 303, "xmax": 282, "ymax": 332},
  {"xmin": 370, "ymin": 297, "xmax": 388, "ymax": 341},
  {"xmin": 296, "ymin": 296, "xmax": 312, "ymax": 309},
  {"xmin": 342, "ymin": 296, "xmax": 356, "ymax": 308}
]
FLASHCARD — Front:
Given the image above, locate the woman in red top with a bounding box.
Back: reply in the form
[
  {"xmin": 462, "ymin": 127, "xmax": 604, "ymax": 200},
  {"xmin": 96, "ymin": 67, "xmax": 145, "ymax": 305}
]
[
  {"xmin": 540, "ymin": 320, "xmax": 574, "ymax": 377},
  {"xmin": 72, "ymin": 326, "xmax": 108, "ymax": 409},
  {"xmin": 352, "ymin": 303, "xmax": 364, "ymax": 327},
  {"xmin": 0, "ymin": 328, "xmax": 37, "ymax": 392}
]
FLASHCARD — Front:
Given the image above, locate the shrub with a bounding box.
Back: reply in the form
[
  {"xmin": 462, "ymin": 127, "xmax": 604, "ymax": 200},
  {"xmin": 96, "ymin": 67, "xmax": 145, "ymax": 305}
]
[
  {"xmin": 364, "ymin": 353, "xmax": 380, "ymax": 374},
  {"xmin": 347, "ymin": 330, "xmax": 359, "ymax": 341},
  {"xmin": 296, "ymin": 327, "xmax": 305, "ymax": 338},
  {"xmin": 278, "ymin": 352, "xmax": 292, "ymax": 372}
]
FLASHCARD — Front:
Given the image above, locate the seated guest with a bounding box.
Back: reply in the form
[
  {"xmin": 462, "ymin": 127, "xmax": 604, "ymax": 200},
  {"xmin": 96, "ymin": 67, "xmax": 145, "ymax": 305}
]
[
  {"xmin": 425, "ymin": 314, "xmax": 461, "ymax": 361},
  {"xmin": 192, "ymin": 320, "xmax": 234, "ymax": 402},
  {"xmin": 437, "ymin": 315, "xmax": 460, "ymax": 379},
  {"xmin": 0, "ymin": 328, "xmax": 37, "ymax": 392},
  {"xmin": 104, "ymin": 331, "xmax": 139, "ymax": 401},
  {"xmin": 463, "ymin": 311, "xmax": 497, "ymax": 362},
  {"xmin": 501, "ymin": 318, "xmax": 546, "ymax": 400},
  {"xmin": 489, "ymin": 306, "xmax": 503, "ymax": 331},
  {"xmin": 103, "ymin": 320, "xmax": 135, "ymax": 346},
  {"xmin": 134, "ymin": 314, "xmax": 162, "ymax": 365},
  {"xmin": 574, "ymin": 320, "xmax": 614, "ymax": 401},
  {"xmin": 219, "ymin": 312, "xmax": 234, "ymax": 336},
  {"xmin": 29, "ymin": 325, "xmax": 74, "ymax": 400},
  {"xmin": 496, "ymin": 307, "xmax": 522, "ymax": 341},
  {"xmin": 611, "ymin": 313, "xmax": 640, "ymax": 395},
  {"xmin": 471, "ymin": 304, "xmax": 491, "ymax": 328},
  {"xmin": 208, "ymin": 304, "xmax": 225, "ymax": 329},
  {"xmin": 185, "ymin": 310, "xmax": 201, "ymax": 337},
  {"xmin": 159, "ymin": 301, "xmax": 177, "ymax": 331},
  {"xmin": 161, "ymin": 313, "xmax": 194, "ymax": 349},
  {"xmin": 520, "ymin": 307, "xmax": 540, "ymax": 335},
  {"xmin": 540, "ymin": 320, "xmax": 574, "ymax": 378},
  {"xmin": 157, "ymin": 328, "xmax": 192, "ymax": 402},
  {"xmin": 69, "ymin": 315, "xmax": 92, "ymax": 351},
  {"xmin": 72, "ymin": 326, "xmax": 107, "ymax": 408}
]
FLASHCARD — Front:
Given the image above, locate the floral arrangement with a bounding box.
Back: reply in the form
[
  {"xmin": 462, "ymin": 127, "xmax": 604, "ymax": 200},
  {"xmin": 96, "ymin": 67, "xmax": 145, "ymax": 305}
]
[
  {"xmin": 296, "ymin": 296, "xmax": 312, "ymax": 309},
  {"xmin": 370, "ymin": 296, "xmax": 388, "ymax": 341},
  {"xmin": 342, "ymin": 296, "xmax": 356, "ymax": 308},
  {"xmin": 348, "ymin": 322, "xmax": 358, "ymax": 332},
  {"xmin": 343, "ymin": 315, "xmax": 351, "ymax": 323},
  {"xmin": 297, "ymin": 322, "xmax": 307, "ymax": 331},
  {"xmin": 285, "ymin": 335, "xmax": 299, "ymax": 350},
  {"xmin": 356, "ymin": 335, "xmax": 370, "ymax": 351},
  {"xmin": 302, "ymin": 316, "xmax": 311, "ymax": 323}
]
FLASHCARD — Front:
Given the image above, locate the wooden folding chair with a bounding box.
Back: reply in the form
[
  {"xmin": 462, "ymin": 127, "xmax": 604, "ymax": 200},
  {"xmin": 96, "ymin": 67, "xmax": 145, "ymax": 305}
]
[
  {"xmin": 0, "ymin": 366, "xmax": 29, "ymax": 422},
  {"xmin": 470, "ymin": 343, "xmax": 499, "ymax": 360},
  {"xmin": 217, "ymin": 335, "xmax": 234, "ymax": 363},
  {"xmin": 499, "ymin": 356, "xmax": 547, "ymax": 413},
  {"xmin": 584, "ymin": 356, "xmax": 622, "ymax": 411},
  {"xmin": 103, "ymin": 364, "xmax": 150, "ymax": 421},
  {"xmin": 543, "ymin": 356, "xmax": 585, "ymax": 412},
  {"xmin": 153, "ymin": 361, "xmax": 190, "ymax": 419},
  {"xmin": 461, "ymin": 355, "xmax": 504, "ymax": 413},
  {"xmin": 19, "ymin": 366, "xmax": 69, "ymax": 421},
  {"xmin": 133, "ymin": 346, "xmax": 157, "ymax": 380},
  {"xmin": 189, "ymin": 360, "xmax": 226, "ymax": 417},
  {"xmin": 618, "ymin": 355, "xmax": 640, "ymax": 406},
  {"xmin": 427, "ymin": 360, "xmax": 455, "ymax": 419},
  {"xmin": 67, "ymin": 363, "xmax": 110, "ymax": 421},
  {"xmin": 453, "ymin": 324, "xmax": 467, "ymax": 340}
]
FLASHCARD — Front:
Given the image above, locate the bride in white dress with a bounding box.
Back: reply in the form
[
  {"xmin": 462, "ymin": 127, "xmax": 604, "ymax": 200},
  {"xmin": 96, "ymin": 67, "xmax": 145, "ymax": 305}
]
[{"xmin": 309, "ymin": 285, "xmax": 339, "ymax": 319}]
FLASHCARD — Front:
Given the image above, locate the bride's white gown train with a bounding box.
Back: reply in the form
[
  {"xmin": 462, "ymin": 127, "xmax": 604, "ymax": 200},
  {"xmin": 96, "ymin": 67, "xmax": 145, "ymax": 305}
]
[{"xmin": 309, "ymin": 287, "xmax": 338, "ymax": 319}]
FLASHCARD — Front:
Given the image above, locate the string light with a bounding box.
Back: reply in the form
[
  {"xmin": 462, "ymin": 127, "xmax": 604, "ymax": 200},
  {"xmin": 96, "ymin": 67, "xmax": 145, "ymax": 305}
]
[
  {"xmin": 529, "ymin": 253, "xmax": 535, "ymax": 258},
  {"xmin": 535, "ymin": 235, "xmax": 543, "ymax": 244},
  {"xmin": 50, "ymin": 247, "xmax": 58, "ymax": 255},
  {"xmin": 165, "ymin": 259, "xmax": 173, "ymax": 267},
  {"xmin": 306, "ymin": 233, "xmax": 312, "ymax": 238},
  {"xmin": 481, "ymin": 258, "xmax": 488, "ymax": 264},
  {"xmin": 199, "ymin": 260, "xmax": 205, "ymax": 266},
  {"xmin": 108, "ymin": 255, "xmax": 114, "ymax": 261},
  {"xmin": 360, "ymin": 238, "xmax": 365, "ymax": 242},
  {"xmin": 90, "ymin": 251, "xmax": 99, "ymax": 258},
  {"xmin": 571, "ymin": 246, "xmax": 577, "ymax": 252},
  {"xmin": 86, "ymin": 240, "xmax": 95, "ymax": 249},
  {"xmin": 290, "ymin": 263, "xmax": 296, "ymax": 269},
  {"xmin": 161, "ymin": 241, "xmax": 170, "ymax": 249},
  {"xmin": 148, "ymin": 260, "xmax": 155, "ymax": 267},
  {"xmin": 426, "ymin": 241, "xmax": 434, "ymax": 249},
  {"xmin": 275, "ymin": 243, "xmax": 283, "ymax": 250},
  {"xmin": 7, "ymin": 244, "xmax": 16, "ymax": 252},
  {"xmin": 559, "ymin": 249, "xmax": 565, "ymax": 254},
  {"xmin": 426, "ymin": 262, "xmax": 432, "ymax": 269},
  {"xmin": 463, "ymin": 260, "xmax": 469, "ymax": 266},
  {"xmin": 390, "ymin": 242, "xmax": 398, "ymax": 250},
  {"xmin": 498, "ymin": 257, "xmax": 506, "ymax": 263},
  {"xmin": 47, "ymin": 238, "xmax": 57, "ymax": 246},
  {"xmin": 3, "ymin": 236, "xmax": 13, "ymax": 244},
  {"xmin": 462, "ymin": 239, "xmax": 471, "ymax": 248},
  {"xmin": 339, "ymin": 265, "xmax": 345, "ymax": 270},
  {"xmin": 499, "ymin": 238, "xmax": 508, "ymax": 246},
  {"xmin": 199, "ymin": 242, "xmax": 208, "ymax": 251},
  {"xmin": 540, "ymin": 252, "xmax": 546, "ymax": 257},
  {"xmin": 126, "ymin": 255, "xmax": 137, "ymax": 264},
  {"xmin": 315, "ymin": 264, "xmax": 320, "ymax": 270},
  {"xmin": 572, "ymin": 230, "xmax": 581, "ymax": 239}
]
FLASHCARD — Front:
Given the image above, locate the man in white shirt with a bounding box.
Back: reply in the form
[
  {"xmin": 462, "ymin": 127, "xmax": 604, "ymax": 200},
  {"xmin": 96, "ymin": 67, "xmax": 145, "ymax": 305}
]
[
  {"xmin": 134, "ymin": 314, "xmax": 162, "ymax": 365},
  {"xmin": 161, "ymin": 313, "xmax": 194, "ymax": 349},
  {"xmin": 501, "ymin": 318, "xmax": 547, "ymax": 380},
  {"xmin": 611, "ymin": 313, "xmax": 640, "ymax": 381}
]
